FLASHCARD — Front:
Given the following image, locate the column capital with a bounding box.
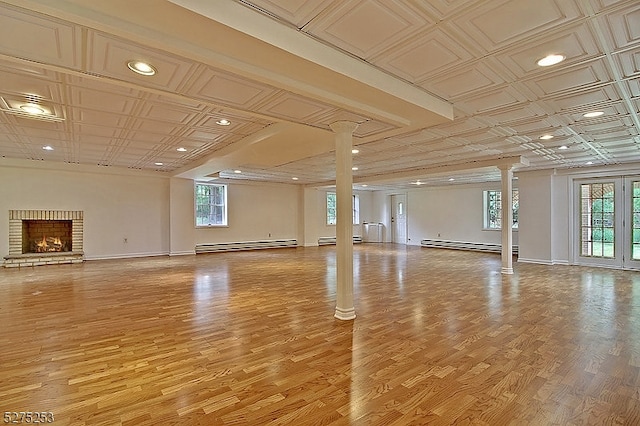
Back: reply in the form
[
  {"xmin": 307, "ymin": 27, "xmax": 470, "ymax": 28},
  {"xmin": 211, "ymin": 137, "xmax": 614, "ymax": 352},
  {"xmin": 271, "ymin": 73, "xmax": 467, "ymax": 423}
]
[
  {"xmin": 497, "ymin": 164, "xmax": 514, "ymax": 172},
  {"xmin": 329, "ymin": 121, "xmax": 359, "ymax": 134}
]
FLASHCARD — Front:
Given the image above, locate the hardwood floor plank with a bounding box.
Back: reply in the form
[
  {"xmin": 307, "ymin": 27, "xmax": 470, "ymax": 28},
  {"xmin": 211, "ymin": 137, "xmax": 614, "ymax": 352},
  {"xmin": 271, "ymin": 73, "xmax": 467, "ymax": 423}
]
[{"xmin": 2, "ymin": 245, "xmax": 640, "ymax": 424}]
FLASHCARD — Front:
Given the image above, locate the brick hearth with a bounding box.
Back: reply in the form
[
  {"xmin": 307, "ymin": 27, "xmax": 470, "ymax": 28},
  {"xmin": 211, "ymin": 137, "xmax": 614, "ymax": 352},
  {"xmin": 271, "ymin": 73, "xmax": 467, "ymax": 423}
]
[{"xmin": 4, "ymin": 210, "xmax": 84, "ymax": 268}]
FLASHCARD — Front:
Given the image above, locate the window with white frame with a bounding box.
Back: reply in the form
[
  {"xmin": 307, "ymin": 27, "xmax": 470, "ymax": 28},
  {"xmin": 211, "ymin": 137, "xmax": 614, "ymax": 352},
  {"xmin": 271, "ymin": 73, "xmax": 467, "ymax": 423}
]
[
  {"xmin": 195, "ymin": 182, "xmax": 227, "ymax": 226},
  {"xmin": 484, "ymin": 189, "xmax": 519, "ymax": 229},
  {"xmin": 326, "ymin": 192, "xmax": 359, "ymax": 225}
]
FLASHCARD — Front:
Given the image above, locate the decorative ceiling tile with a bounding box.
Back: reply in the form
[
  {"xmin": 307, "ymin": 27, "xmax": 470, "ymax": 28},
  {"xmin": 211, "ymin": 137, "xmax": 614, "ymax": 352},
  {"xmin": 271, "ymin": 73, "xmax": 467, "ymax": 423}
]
[
  {"xmin": 376, "ymin": 28, "xmax": 474, "ymax": 82},
  {"xmin": 455, "ymin": 0, "xmax": 584, "ymax": 52},
  {"xmin": 303, "ymin": 0, "xmax": 431, "ymax": 59},
  {"xmin": 601, "ymin": 3, "xmax": 640, "ymax": 50},
  {"xmin": 185, "ymin": 68, "xmax": 279, "ymax": 110},
  {"xmin": 495, "ymin": 23, "xmax": 602, "ymax": 79},
  {"xmin": 87, "ymin": 31, "xmax": 195, "ymax": 92},
  {"xmin": 0, "ymin": 3, "xmax": 80, "ymax": 69},
  {"xmin": 1, "ymin": 0, "xmax": 639, "ymax": 182}
]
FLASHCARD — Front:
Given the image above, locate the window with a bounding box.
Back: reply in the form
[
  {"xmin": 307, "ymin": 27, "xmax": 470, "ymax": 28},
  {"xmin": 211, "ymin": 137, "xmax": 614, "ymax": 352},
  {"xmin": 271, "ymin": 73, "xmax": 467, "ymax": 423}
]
[
  {"xmin": 484, "ymin": 189, "xmax": 519, "ymax": 229},
  {"xmin": 195, "ymin": 183, "xmax": 227, "ymax": 226},
  {"xmin": 326, "ymin": 192, "xmax": 359, "ymax": 225},
  {"xmin": 580, "ymin": 182, "xmax": 614, "ymax": 258},
  {"xmin": 327, "ymin": 192, "xmax": 336, "ymax": 225}
]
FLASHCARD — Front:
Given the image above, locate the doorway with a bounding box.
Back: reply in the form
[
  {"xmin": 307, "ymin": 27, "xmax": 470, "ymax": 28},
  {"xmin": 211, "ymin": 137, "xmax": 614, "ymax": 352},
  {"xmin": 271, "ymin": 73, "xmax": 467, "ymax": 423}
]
[
  {"xmin": 391, "ymin": 194, "xmax": 407, "ymax": 244},
  {"xmin": 574, "ymin": 176, "xmax": 640, "ymax": 270}
]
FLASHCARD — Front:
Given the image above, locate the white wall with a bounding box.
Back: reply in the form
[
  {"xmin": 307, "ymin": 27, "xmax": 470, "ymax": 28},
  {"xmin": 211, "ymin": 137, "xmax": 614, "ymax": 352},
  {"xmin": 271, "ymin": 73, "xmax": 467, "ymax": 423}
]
[
  {"xmin": 1, "ymin": 162, "xmax": 310, "ymax": 259},
  {"xmin": 302, "ymin": 188, "xmax": 374, "ymax": 246},
  {"xmin": 517, "ymin": 171, "xmax": 553, "ymax": 264},
  {"xmin": 0, "ymin": 160, "xmax": 170, "ymax": 260},
  {"xmin": 551, "ymin": 174, "xmax": 570, "ymax": 264},
  {"xmin": 194, "ymin": 181, "xmax": 300, "ymax": 245},
  {"xmin": 170, "ymin": 177, "xmax": 196, "ymax": 256},
  {"xmin": 8, "ymin": 158, "xmax": 639, "ymax": 267},
  {"xmin": 371, "ymin": 184, "xmax": 518, "ymax": 247}
]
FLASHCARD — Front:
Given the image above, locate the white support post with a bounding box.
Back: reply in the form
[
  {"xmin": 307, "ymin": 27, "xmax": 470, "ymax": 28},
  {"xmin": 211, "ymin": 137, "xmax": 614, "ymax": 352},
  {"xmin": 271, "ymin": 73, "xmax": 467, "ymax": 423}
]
[{"xmin": 330, "ymin": 121, "xmax": 359, "ymax": 320}]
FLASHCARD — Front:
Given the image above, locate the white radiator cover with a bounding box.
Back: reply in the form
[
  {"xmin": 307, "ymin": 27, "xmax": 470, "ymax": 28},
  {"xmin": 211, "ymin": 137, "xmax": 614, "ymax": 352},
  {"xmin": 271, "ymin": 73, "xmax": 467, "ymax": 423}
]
[
  {"xmin": 195, "ymin": 239, "xmax": 297, "ymax": 253},
  {"xmin": 420, "ymin": 239, "xmax": 518, "ymax": 255},
  {"xmin": 318, "ymin": 236, "xmax": 363, "ymax": 246}
]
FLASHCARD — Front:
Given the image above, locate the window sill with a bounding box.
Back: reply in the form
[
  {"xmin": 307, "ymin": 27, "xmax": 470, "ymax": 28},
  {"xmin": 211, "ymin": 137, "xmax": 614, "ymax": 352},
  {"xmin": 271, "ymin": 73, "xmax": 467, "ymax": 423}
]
[
  {"xmin": 196, "ymin": 224, "xmax": 229, "ymax": 228},
  {"xmin": 483, "ymin": 228, "xmax": 519, "ymax": 232}
]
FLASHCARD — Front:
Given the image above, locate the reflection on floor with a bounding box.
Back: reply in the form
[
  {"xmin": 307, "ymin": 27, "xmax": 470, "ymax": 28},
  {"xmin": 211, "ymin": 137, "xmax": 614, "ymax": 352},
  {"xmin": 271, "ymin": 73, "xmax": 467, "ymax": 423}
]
[{"xmin": 1, "ymin": 244, "xmax": 639, "ymax": 425}]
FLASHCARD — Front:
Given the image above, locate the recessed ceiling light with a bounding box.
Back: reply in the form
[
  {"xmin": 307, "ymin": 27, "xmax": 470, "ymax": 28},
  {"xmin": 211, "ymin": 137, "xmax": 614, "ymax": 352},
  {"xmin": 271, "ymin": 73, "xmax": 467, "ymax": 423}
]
[
  {"xmin": 352, "ymin": 149, "xmax": 359, "ymax": 154},
  {"xmin": 292, "ymin": 177, "xmax": 298, "ymax": 180},
  {"xmin": 352, "ymin": 166, "xmax": 358, "ymax": 171},
  {"xmin": 42, "ymin": 145, "xmax": 53, "ymax": 151},
  {"xmin": 20, "ymin": 104, "xmax": 45, "ymax": 115},
  {"xmin": 362, "ymin": 184, "xmax": 368, "ymax": 187},
  {"xmin": 583, "ymin": 111, "xmax": 604, "ymax": 118},
  {"xmin": 177, "ymin": 147, "xmax": 187, "ymax": 152},
  {"xmin": 127, "ymin": 60, "xmax": 157, "ymax": 76},
  {"xmin": 154, "ymin": 162, "xmax": 163, "ymax": 166},
  {"xmin": 448, "ymin": 178, "xmax": 455, "ymax": 181},
  {"xmin": 586, "ymin": 161, "xmax": 594, "ymax": 165},
  {"xmin": 216, "ymin": 119, "xmax": 231, "ymax": 126},
  {"xmin": 234, "ymin": 170, "xmax": 242, "ymax": 174},
  {"xmin": 539, "ymin": 134, "xmax": 554, "ymax": 140},
  {"xmin": 537, "ymin": 54, "xmax": 565, "ymax": 67},
  {"xmin": 411, "ymin": 181, "xmax": 423, "ymax": 186},
  {"xmin": 559, "ymin": 145, "xmax": 569, "ymax": 150}
]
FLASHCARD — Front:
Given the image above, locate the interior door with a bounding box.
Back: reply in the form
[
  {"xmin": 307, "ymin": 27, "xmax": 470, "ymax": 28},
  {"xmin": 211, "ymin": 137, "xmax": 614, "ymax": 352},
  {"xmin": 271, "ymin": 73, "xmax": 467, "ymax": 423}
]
[{"xmin": 391, "ymin": 194, "xmax": 407, "ymax": 244}]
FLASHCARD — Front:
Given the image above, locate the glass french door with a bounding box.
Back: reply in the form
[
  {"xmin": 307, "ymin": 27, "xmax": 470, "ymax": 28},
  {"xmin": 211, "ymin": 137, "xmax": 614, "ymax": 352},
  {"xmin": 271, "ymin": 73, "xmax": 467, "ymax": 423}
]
[
  {"xmin": 624, "ymin": 177, "xmax": 640, "ymax": 269},
  {"xmin": 575, "ymin": 177, "xmax": 640, "ymax": 270}
]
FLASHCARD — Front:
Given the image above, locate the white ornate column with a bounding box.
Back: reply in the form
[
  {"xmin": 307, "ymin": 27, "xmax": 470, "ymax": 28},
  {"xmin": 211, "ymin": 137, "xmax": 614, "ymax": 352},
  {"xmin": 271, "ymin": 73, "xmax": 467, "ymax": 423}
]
[
  {"xmin": 330, "ymin": 121, "xmax": 359, "ymax": 320},
  {"xmin": 499, "ymin": 165, "xmax": 514, "ymax": 274}
]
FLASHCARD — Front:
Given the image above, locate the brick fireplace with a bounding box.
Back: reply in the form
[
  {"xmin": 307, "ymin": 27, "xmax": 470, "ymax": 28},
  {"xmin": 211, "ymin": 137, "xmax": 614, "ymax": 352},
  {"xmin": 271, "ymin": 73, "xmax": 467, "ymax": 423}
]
[{"xmin": 3, "ymin": 210, "xmax": 84, "ymax": 267}]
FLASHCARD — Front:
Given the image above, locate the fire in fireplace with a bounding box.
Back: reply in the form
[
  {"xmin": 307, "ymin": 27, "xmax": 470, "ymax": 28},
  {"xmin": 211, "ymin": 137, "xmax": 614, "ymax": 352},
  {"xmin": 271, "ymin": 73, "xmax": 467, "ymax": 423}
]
[{"xmin": 22, "ymin": 220, "xmax": 72, "ymax": 253}]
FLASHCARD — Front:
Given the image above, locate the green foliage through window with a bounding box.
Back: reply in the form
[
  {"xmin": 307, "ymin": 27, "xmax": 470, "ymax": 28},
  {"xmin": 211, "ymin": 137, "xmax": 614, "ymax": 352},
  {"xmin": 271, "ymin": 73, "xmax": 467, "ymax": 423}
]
[
  {"xmin": 326, "ymin": 192, "xmax": 359, "ymax": 225},
  {"xmin": 580, "ymin": 183, "xmax": 614, "ymax": 258},
  {"xmin": 485, "ymin": 190, "xmax": 519, "ymax": 229},
  {"xmin": 195, "ymin": 183, "xmax": 227, "ymax": 226}
]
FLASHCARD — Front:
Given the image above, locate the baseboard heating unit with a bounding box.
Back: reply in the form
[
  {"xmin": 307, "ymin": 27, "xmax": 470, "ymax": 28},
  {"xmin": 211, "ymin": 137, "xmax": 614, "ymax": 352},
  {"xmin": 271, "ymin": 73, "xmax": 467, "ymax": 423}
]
[
  {"xmin": 318, "ymin": 236, "xmax": 363, "ymax": 246},
  {"xmin": 196, "ymin": 239, "xmax": 297, "ymax": 253},
  {"xmin": 420, "ymin": 239, "xmax": 518, "ymax": 255}
]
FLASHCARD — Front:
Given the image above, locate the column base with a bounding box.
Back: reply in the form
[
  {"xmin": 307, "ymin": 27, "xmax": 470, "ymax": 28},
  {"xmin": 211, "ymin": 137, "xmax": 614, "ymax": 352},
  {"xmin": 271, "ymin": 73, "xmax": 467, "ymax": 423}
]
[
  {"xmin": 334, "ymin": 306, "xmax": 356, "ymax": 321},
  {"xmin": 501, "ymin": 267, "xmax": 514, "ymax": 275}
]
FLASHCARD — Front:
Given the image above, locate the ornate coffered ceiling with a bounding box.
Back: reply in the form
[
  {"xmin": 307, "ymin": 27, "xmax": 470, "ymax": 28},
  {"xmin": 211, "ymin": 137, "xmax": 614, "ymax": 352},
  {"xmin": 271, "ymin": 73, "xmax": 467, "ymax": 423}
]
[{"xmin": 0, "ymin": 0, "xmax": 638, "ymax": 189}]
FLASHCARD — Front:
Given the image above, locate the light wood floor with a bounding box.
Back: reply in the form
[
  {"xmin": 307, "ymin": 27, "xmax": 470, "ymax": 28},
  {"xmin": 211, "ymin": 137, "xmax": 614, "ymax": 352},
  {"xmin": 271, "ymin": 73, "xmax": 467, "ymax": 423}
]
[{"xmin": 1, "ymin": 245, "xmax": 639, "ymax": 425}]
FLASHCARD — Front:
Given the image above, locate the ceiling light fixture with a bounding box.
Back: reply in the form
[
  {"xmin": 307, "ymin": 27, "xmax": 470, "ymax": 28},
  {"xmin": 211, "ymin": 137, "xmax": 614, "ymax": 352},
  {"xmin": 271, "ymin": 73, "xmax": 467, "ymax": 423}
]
[
  {"xmin": 412, "ymin": 181, "xmax": 423, "ymax": 185},
  {"xmin": 352, "ymin": 166, "xmax": 358, "ymax": 171},
  {"xmin": 216, "ymin": 119, "xmax": 231, "ymax": 126},
  {"xmin": 537, "ymin": 54, "xmax": 565, "ymax": 67},
  {"xmin": 177, "ymin": 147, "xmax": 187, "ymax": 152},
  {"xmin": 559, "ymin": 145, "xmax": 568, "ymax": 150},
  {"xmin": 352, "ymin": 149, "xmax": 359, "ymax": 154},
  {"xmin": 154, "ymin": 162, "xmax": 163, "ymax": 166},
  {"xmin": 448, "ymin": 178, "xmax": 455, "ymax": 181},
  {"xmin": 234, "ymin": 170, "xmax": 242, "ymax": 173},
  {"xmin": 583, "ymin": 111, "xmax": 604, "ymax": 118},
  {"xmin": 539, "ymin": 134, "xmax": 554, "ymax": 140},
  {"xmin": 292, "ymin": 177, "xmax": 298, "ymax": 180},
  {"xmin": 20, "ymin": 104, "xmax": 45, "ymax": 115},
  {"xmin": 42, "ymin": 145, "xmax": 53, "ymax": 151},
  {"xmin": 362, "ymin": 184, "xmax": 368, "ymax": 187},
  {"xmin": 586, "ymin": 161, "xmax": 594, "ymax": 165},
  {"xmin": 127, "ymin": 60, "xmax": 157, "ymax": 76}
]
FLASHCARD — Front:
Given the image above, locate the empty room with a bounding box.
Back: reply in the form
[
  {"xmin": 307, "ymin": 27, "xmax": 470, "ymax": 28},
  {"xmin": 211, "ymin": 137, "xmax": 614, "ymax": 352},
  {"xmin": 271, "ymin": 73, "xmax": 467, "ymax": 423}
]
[{"xmin": 1, "ymin": 0, "xmax": 639, "ymax": 424}]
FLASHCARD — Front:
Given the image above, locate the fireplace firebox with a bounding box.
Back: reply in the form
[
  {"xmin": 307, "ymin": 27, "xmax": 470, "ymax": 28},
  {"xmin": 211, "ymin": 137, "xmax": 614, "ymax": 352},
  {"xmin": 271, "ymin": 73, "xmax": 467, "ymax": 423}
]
[
  {"xmin": 4, "ymin": 210, "xmax": 84, "ymax": 267},
  {"xmin": 22, "ymin": 220, "xmax": 72, "ymax": 253}
]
